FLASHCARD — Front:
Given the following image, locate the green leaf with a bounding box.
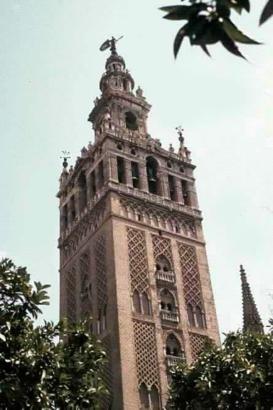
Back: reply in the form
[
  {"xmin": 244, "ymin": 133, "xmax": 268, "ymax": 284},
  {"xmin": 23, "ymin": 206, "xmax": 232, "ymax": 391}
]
[
  {"xmin": 222, "ymin": 19, "xmax": 260, "ymax": 44},
  {"xmin": 161, "ymin": 3, "xmax": 208, "ymax": 20},
  {"xmin": 260, "ymin": 0, "xmax": 273, "ymax": 24},
  {"xmin": 219, "ymin": 26, "xmax": 247, "ymax": 59},
  {"xmin": 174, "ymin": 24, "xmax": 188, "ymax": 57},
  {"xmin": 160, "ymin": 5, "xmax": 192, "ymax": 20},
  {"xmin": 238, "ymin": 0, "xmax": 250, "ymax": 12},
  {"xmin": 200, "ymin": 44, "xmax": 211, "ymax": 57}
]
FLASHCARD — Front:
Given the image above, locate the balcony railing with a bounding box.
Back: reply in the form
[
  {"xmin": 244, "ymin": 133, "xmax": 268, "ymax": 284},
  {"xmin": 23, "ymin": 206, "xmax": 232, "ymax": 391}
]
[
  {"xmin": 160, "ymin": 309, "xmax": 179, "ymax": 323},
  {"xmin": 155, "ymin": 270, "xmax": 175, "ymax": 283},
  {"xmin": 166, "ymin": 355, "xmax": 184, "ymax": 368}
]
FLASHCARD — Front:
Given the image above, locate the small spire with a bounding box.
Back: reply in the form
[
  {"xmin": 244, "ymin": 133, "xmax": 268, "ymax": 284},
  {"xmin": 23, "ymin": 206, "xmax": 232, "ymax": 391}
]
[{"xmin": 240, "ymin": 265, "xmax": 264, "ymax": 334}]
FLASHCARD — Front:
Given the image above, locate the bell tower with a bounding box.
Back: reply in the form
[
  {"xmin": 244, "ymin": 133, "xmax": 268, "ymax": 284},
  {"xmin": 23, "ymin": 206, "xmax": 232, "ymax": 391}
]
[{"xmin": 58, "ymin": 38, "xmax": 220, "ymax": 410}]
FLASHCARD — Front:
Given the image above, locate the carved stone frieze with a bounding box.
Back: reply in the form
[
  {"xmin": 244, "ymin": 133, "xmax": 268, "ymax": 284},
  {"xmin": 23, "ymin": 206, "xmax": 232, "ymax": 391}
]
[
  {"xmin": 120, "ymin": 196, "xmax": 197, "ymax": 238},
  {"xmin": 60, "ymin": 200, "xmax": 106, "ymax": 262}
]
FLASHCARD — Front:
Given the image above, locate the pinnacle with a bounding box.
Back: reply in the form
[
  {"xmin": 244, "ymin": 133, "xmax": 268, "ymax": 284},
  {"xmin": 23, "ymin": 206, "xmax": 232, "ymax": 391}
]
[{"xmin": 240, "ymin": 265, "xmax": 264, "ymax": 334}]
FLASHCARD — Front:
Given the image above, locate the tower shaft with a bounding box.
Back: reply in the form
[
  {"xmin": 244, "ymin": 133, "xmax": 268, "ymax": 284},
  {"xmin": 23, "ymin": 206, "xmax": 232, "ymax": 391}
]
[{"xmin": 58, "ymin": 43, "xmax": 220, "ymax": 409}]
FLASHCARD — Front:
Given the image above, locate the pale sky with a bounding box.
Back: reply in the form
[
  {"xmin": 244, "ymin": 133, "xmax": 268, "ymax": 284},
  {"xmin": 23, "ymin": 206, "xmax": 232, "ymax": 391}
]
[{"xmin": 0, "ymin": 0, "xmax": 272, "ymax": 336}]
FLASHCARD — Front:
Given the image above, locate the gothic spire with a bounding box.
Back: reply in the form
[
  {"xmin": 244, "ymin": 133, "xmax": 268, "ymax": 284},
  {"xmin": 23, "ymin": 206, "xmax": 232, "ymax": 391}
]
[{"xmin": 240, "ymin": 265, "xmax": 264, "ymax": 334}]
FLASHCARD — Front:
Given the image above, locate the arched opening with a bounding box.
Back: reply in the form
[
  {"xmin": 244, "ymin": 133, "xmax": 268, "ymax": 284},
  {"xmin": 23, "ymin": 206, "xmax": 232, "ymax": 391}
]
[
  {"xmin": 139, "ymin": 383, "xmax": 149, "ymax": 409},
  {"xmin": 168, "ymin": 174, "xmax": 177, "ymax": 201},
  {"xmin": 142, "ymin": 292, "xmax": 151, "ymax": 316},
  {"xmin": 80, "ymin": 273, "xmax": 88, "ymax": 302},
  {"xmin": 181, "ymin": 180, "xmax": 191, "ymax": 206},
  {"xmin": 98, "ymin": 160, "xmax": 104, "ymax": 188},
  {"xmin": 133, "ymin": 290, "xmax": 141, "ymax": 314},
  {"xmin": 166, "ymin": 334, "xmax": 182, "ymax": 357},
  {"xmin": 196, "ymin": 305, "xmax": 205, "ymax": 328},
  {"xmin": 187, "ymin": 303, "xmax": 195, "ymax": 327},
  {"xmin": 62, "ymin": 204, "xmax": 68, "ymax": 229},
  {"xmin": 160, "ymin": 289, "xmax": 175, "ymax": 312},
  {"xmin": 131, "ymin": 161, "xmax": 140, "ymax": 188},
  {"xmin": 70, "ymin": 195, "xmax": 76, "ymax": 221},
  {"xmin": 125, "ymin": 111, "xmax": 138, "ymax": 130},
  {"xmin": 150, "ymin": 385, "xmax": 160, "ymax": 409},
  {"xmin": 146, "ymin": 156, "xmax": 159, "ymax": 195},
  {"xmin": 78, "ymin": 172, "xmax": 87, "ymax": 211},
  {"xmin": 155, "ymin": 255, "xmax": 174, "ymax": 282},
  {"xmin": 156, "ymin": 255, "xmax": 172, "ymax": 274}
]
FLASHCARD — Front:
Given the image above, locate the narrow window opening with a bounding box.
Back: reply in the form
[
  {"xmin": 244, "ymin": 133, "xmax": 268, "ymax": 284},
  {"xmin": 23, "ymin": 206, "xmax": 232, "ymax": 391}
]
[
  {"xmin": 117, "ymin": 156, "xmax": 126, "ymax": 184},
  {"xmin": 78, "ymin": 172, "xmax": 87, "ymax": 211},
  {"xmin": 142, "ymin": 292, "xmax": 151, "ymax": 316},
  {"xmin": 196, "ymin": 306, "xmax": 205, "ymax": 328},
  {"xmin": 98, "ymin": 161, "xmax": 104, "ymax": 188},
  {"xmin": 150, "ymin": 385, "xmax": 160, "ymax": 409},
  {"xmin": 146, "ymin": 156, "xmax": 159, "ymax": 195},
  {"xmin": 91, "ymin": 171, "xmax": 96, "ymax": 196},
  {"xmin": 187, "ymin": 303, "xmax": 195, "ymax": 327},
  {"xmin": 168, "ymin": 175, "xmax": 176, "ymax": 201},
  {"xmin": 70, "ymin": 195, "xmax": 76, "ymax": 221},
  {"xmin": 131, "ymin": 161, "xmax": 140, "ymax": 188},
  {"xmin": 182, "ymin": 180, "xmax": 191, "ymax": 206},
  {"xmin": 133, "ymin": 290, "xmax": 141, "ymax": 313},
  {"xmin": 139, "ymin": 383, "xmax": 149, "ymax": 409},
  {"xmin": 63, "ymin": 204, "xmax": 68, "ymax": 228}
]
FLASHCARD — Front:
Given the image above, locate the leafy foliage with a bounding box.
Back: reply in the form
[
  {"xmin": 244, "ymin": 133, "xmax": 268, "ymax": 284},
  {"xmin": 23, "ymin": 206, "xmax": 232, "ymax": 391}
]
[
  {"xmin": 260, "ymin": 0, "xmax": 273, "ymax": 25},
  {"xmin": 169, "ymin": 331, "xmax": 273, "ymax": 409},
  {"xmin": 0, "ymin": 258, "xmax": 107, "ymax": 409},
  {"xmin": 160, "ymin": 0, "xmax": 270, "ymax": 59}
]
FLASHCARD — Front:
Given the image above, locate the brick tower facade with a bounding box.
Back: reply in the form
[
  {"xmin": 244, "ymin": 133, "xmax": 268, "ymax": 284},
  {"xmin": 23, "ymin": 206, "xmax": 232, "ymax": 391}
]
[{"xmin": 58, "ymin": 39, "xmax": 220, "ymax": 409}]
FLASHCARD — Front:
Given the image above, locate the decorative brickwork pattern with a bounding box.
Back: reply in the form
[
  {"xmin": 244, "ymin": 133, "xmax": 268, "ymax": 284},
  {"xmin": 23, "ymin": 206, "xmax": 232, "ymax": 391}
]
[
  {"xmin": 61, "ymin": 200, "xmax": 106, "ymax": 262},
  {"xmin": 95, "ymin": 235, "xmax": 108, "ymax": 310},
  {"xmin": 66, "ymin": 268, "xmax": 77, "ymax": 323},
  {"xmin": 152, "ymin": 235, "xmax": 173, "ymax": 268},
  {"xmin": 79, "ymin": 253, "xmax": 92, "ymax": 318},
  {"xmin": 133, "ymin": 320, "xmax": 160, "ymax": 387},
  {"xmin": 127, "ymin": 228, "xmax": 149, "ymax": 292},
  {"xmin": 121, "ymin": 197, "xmax": 196, "ymax": 238},
  {"xmin": 178, "ymin": 243, "xmax": 203, "ymax": 307},
  {"xmin": 189, "ymin": 332, "xmax": 209, "ymax": 361}
]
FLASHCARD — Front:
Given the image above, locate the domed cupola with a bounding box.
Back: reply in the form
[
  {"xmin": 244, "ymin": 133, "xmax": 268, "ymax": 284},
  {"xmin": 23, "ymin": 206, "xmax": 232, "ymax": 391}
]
[{"xmin": 99, "ymin": 37, "xmax": 135, "ymax": 94}]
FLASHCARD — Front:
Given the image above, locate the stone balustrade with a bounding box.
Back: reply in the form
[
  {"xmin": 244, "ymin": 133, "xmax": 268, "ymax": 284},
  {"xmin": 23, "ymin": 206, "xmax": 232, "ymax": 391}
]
[
  {"xmin": 155, "ymin": 270, "xmax": 175, "ymax": 284},
  {"xmin": 160, "ymin": 309, "xmax": 179, "ymax": 323}
]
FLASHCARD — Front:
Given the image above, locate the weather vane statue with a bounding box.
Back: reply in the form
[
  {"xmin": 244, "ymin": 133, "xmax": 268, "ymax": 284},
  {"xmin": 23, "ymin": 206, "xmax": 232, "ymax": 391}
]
[
  {"xmin": 99, "ymin": 35, "xmax": 124, "ymax": 55},
  {"xmin": 176, "ymin": 126, "xmax": 184, "ymax": 145},
  {"xmin": 60, "ymin": 150, "xmax": 71, "ymax": 170}
]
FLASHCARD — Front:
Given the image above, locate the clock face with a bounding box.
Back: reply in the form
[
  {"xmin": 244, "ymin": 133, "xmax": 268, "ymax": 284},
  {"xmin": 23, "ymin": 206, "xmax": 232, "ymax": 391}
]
[{"xmin": 100, "ymin": 40, "xmax": 110, "ymax": 51}]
